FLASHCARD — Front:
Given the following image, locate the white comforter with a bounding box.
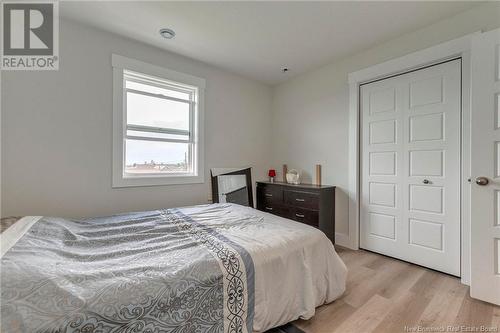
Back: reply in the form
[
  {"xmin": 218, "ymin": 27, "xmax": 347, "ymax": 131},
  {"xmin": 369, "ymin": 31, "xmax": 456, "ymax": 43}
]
[
  {"xmin": 178, "ymin": 204, "xmax": 347, "ymax": 332},
  {"xmin": 1, "ymin": 203, "xmax": 347, "ymax": 332}
]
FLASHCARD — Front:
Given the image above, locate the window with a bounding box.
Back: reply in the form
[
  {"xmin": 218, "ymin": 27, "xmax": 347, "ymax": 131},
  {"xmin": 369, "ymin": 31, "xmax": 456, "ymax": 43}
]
[{"xmin": 112, "ymin": 55, "xmax": 205, "ymax": 187}]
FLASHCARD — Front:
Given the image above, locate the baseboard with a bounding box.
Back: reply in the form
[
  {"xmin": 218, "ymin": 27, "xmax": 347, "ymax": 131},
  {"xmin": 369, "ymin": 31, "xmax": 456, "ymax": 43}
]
[{"xmin": 335, "ymin": 232, "xmax": 351, "ymax": 248}]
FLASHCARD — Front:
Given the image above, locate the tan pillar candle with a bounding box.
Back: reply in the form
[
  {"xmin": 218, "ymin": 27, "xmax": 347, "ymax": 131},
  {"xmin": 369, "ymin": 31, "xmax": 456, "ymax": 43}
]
[{"xmin": 316, "ymin": 164, "xmax": 322, "ymax": 186}]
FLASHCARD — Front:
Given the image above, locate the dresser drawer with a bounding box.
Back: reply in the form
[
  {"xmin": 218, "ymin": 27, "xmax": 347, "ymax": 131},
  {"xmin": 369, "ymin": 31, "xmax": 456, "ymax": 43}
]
[
  {"xmin": 261, "ymin": 204, "xmax": 288, "ymax": 217},
  {"xmin": 257, "ymin": 184, "xmax": 283, "ymax": 204},
  {"xmin": 256, "ymin": 181, "xmax": 335, "ymax": 244},
  {"xmin": 284, "ymin": 190, "xmax": 319, "ymax": 210},
  {"xmin": 289, "ymin": 208, "xmax": 319, "ymax": 228}
]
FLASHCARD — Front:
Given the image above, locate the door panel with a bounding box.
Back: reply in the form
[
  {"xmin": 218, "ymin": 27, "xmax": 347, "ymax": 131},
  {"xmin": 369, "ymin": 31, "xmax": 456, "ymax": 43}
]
[
  {"xmin": 369, "ymin": 87, "xmax": 396, "ymax": 114},
  {"xmin": 369, "ymin": 212, "xmax": 396, "ymax": 239},
  {"xmin": 470, "ymin": 28, "xmax": 500, "ymax": 305},
  {"xmin": 409, "ymin": 150, "xmax": 444, "ymax": 176},
  {"xmin": 409, "ymin": 76, "xmax": 443, "ymax": 108},
  {"xmin": 369, "ymin": 119, "xmax": 397, "ymax": 144},
  {"xmin": 360, "ymin": 59, "xmax": 461, "ymax": 276},
  {"xmin": 409, "ymin": 218, "xmax": 443, "ymax": 250},
  {"xmin": 370, "ymin": 151, "xmax": 396, "ymax": 175},
  {"xmin": 409, "ymin": 113, "xmax": 444, "ymax": 142},
  {"xmin": 409, "ymin": 185, "xmax": 444, "ymax": 214},
  {"xmin": 369, "ymin": 182, "xmax": 397, "ymax": 207}
]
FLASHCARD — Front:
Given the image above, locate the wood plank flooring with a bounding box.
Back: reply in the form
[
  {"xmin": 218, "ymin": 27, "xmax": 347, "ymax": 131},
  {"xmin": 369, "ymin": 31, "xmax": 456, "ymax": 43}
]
[{"xmin": 294, "ymin": 247, "xmax": 500, "ymax": 333}]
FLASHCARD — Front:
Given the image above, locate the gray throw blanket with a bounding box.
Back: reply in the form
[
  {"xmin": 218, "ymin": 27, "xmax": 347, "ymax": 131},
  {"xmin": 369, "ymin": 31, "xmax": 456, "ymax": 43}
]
[{"xmin": 1, "ymin": 208, "xmax": 255, "ymax": 333}]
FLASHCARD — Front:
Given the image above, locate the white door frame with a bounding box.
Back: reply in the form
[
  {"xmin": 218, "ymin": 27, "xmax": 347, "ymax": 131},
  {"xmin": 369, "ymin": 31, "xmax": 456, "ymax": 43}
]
[{"xmin": 347, "ymin": 32, "xmax": 479, "ymax": 285}]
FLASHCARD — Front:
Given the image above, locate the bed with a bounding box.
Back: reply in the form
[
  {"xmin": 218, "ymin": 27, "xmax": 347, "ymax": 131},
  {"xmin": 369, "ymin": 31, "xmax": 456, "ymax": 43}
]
[{"xmin": 1, "ymin": 203, "xmax": 347, "ymax": 333}]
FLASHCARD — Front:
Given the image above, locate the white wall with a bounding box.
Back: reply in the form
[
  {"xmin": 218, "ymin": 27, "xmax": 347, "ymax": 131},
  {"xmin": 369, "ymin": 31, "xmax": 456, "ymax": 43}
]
[
  {"xmin": 1, "ymin": 19, "xmax": 272, "ymax": 218},
  {"xmin": 3, "ymin": 3, "xmax": 499, "ymax": 225},
  {"xmin": 270, "ymin": 3, "xmax": 500, "ymax": 240}
]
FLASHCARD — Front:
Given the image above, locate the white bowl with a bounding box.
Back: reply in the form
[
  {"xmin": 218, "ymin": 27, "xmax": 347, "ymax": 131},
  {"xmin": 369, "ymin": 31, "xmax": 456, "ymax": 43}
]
[{"xmin": 286, "ymin": 170, "xmax": 300, "ymax": 184}]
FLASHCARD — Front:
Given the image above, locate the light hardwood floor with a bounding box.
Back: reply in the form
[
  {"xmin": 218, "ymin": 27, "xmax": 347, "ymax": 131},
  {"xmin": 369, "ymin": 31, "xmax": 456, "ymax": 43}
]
[{"xmin": 294, "ymin": 247, "xmax": 500, "ymax": 333}]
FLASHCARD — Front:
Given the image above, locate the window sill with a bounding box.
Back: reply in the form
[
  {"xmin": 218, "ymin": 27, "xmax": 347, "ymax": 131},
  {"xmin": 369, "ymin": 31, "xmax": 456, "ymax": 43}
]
[{"xmin": 112, "ymin": 174, "xmax": 204, "ymax": 188}]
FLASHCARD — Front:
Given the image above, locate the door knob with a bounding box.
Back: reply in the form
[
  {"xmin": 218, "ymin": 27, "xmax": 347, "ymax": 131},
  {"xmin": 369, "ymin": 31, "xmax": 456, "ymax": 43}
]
[
  {"xmin": 475, "ymin": 177, "xmax": 489, "ymax": 186},
  {"xmin": 423, "ymin": 179, "xmax": 430, "ymax": 184}
]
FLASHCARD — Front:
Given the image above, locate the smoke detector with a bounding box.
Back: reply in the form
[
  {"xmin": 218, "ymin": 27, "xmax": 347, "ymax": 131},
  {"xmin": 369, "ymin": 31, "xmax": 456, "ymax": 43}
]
[{"xmin": 159, "ymin": 28, "xmax": 176, "ymax": 39}]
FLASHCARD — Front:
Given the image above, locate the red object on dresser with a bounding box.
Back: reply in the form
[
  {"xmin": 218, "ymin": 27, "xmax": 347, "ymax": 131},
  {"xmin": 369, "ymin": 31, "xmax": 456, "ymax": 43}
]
[{"xmin": 268, "ymin": 169, "xmax": 276, "ymax": 178}]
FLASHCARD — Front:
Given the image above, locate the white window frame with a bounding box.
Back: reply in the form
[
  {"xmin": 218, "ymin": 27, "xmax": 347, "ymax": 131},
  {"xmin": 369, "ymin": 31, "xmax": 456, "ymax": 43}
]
[{"xmin": 112, "ymin": 54, "xmax": 205, "ymax": 187}]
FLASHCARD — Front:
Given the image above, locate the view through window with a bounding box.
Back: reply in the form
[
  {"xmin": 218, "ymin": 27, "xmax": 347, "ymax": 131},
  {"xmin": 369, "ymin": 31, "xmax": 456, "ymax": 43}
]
[{"xmin": 123, "ymin": 70, "xmax": 198, "ymax": 176}]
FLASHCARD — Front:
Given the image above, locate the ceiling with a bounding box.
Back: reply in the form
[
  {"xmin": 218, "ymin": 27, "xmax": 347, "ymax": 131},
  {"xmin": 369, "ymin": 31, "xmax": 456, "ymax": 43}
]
[{"xmin": 61, "ymin": 1, "xmax": 481, "ymax": 85}]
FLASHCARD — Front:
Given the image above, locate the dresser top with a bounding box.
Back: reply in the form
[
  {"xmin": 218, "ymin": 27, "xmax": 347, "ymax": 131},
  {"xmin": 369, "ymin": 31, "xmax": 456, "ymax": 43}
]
[{"xmin": 256, "ymin": 180, "xmax": 335, "ymax": 190}]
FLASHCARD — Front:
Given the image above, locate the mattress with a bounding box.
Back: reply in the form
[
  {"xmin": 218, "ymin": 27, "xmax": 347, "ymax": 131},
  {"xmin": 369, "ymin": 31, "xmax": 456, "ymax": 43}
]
[
  {"xmin": 179, "ymin": 204, "xmax": 347, "ymax": 332},
  {"xmin": 0, "ymin": 203, "xmax": 346, "ymax": 332}
]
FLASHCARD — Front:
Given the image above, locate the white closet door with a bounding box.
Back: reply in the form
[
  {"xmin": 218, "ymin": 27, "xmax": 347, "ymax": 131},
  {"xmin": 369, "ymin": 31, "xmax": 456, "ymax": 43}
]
[
  {"xmin": 470, "ymin": 28, "xmax": 500, "ymax": 305},
  {"xmin": 360, "ymin": 59, "xmax": 461, "ymax": 276}
]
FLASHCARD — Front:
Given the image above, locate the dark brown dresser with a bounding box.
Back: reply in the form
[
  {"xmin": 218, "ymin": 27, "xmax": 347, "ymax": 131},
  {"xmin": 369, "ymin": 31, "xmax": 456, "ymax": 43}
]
[{"xmin": 256, "ymin": 181, "xmax": 335, "ymax": 243}]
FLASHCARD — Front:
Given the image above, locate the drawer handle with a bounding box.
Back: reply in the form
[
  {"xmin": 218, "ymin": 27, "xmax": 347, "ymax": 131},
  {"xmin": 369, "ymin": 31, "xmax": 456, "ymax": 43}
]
[
  {"xmin": 265, "ymin": 193, "xmax": 273, "ymax": 197},
  {"xmin": 295, "ymin": 213, "xmax": 305, "ymax": 218},
  {"xmin": 295, "ymin": 198, "xmax": 305, "ymax": 202},
  {"xmin": 265, "ymin": 207, "xmax": 273, "ymax": 211}
]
